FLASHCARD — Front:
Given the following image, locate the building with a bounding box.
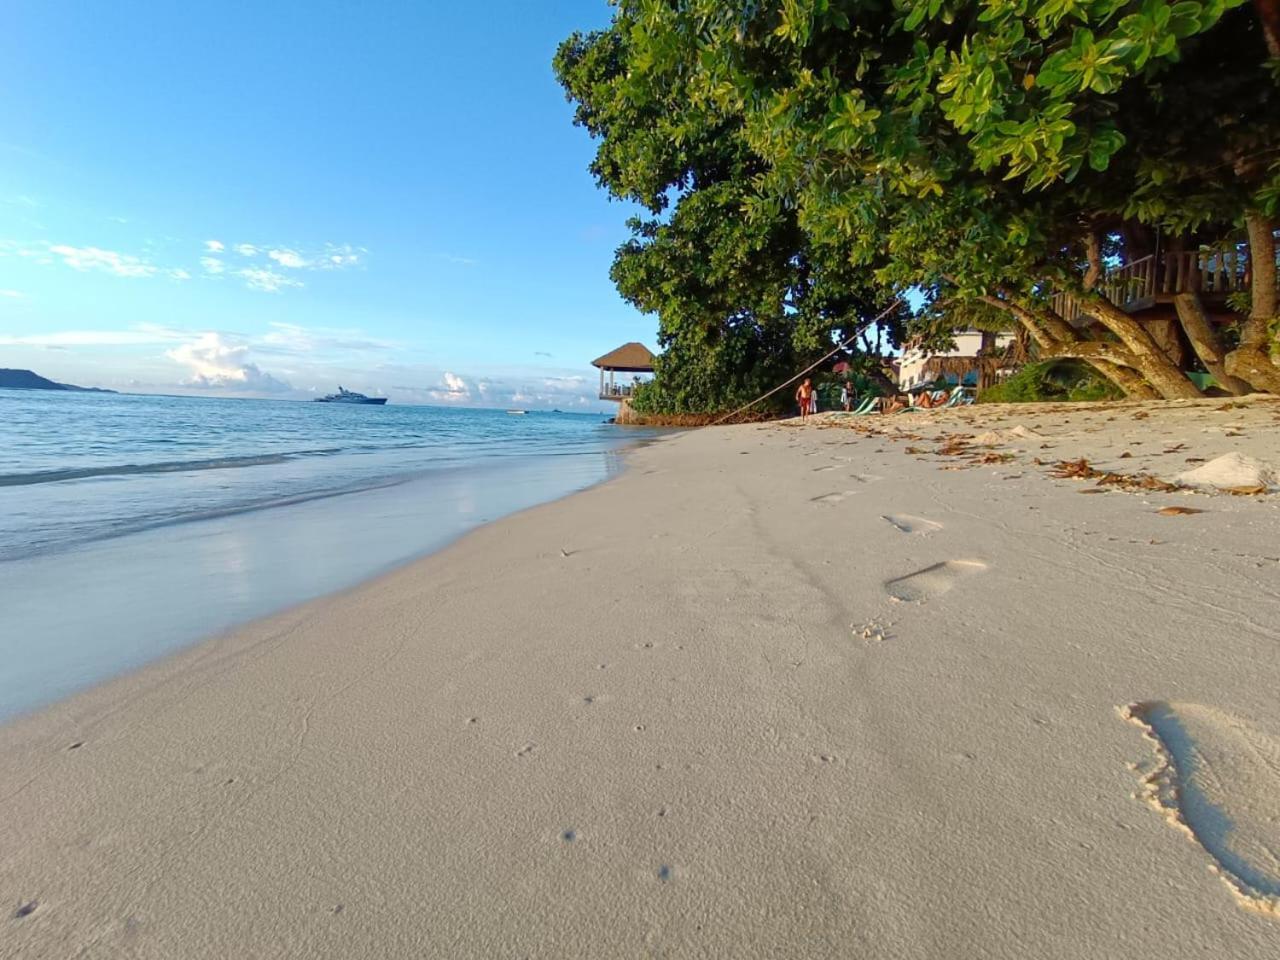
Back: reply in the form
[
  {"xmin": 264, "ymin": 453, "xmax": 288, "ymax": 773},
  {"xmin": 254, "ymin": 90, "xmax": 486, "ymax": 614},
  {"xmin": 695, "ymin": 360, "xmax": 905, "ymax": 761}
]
[
  {"xmin": 897, "ymin": 330, "xmax": 1014, "ymax": 393},
  {"xmin": 591, "ymin": 342, "xmax": 655, "ymax": 401}
]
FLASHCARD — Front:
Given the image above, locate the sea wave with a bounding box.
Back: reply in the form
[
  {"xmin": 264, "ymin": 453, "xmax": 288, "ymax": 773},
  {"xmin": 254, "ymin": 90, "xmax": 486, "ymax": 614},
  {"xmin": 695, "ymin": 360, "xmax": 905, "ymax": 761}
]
[{"xmin": 0, "ymin": 448, "xmax": 345, "ymax": 487}]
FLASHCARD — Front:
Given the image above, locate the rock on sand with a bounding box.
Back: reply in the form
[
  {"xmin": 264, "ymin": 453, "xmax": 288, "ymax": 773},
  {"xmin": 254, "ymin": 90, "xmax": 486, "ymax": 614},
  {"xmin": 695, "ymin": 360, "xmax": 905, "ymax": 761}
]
[{"xmin": 1176, "ymin": 452, "xmax": 1278, "ymax": 491}]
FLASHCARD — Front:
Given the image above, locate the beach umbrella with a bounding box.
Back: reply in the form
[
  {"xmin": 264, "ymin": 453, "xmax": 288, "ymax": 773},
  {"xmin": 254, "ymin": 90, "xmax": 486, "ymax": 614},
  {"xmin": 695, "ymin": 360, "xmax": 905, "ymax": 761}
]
[{"xmin": 832, "ymin": 361, "xmax": 851, "ymax": 374}]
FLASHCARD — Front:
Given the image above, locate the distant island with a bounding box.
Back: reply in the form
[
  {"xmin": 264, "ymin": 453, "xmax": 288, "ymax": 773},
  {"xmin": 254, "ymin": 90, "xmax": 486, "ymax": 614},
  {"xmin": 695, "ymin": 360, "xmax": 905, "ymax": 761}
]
[{"xmin": 0, "ymin": 368, "xmax": 117, "ymax": 393}]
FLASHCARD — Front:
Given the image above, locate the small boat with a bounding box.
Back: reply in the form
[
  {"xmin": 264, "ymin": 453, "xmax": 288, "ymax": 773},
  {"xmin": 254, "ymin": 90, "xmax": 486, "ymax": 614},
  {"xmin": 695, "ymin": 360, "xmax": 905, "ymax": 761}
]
[
  {"xmin": 314, "ymin": 386, "xmax": 387, "ymax": 405},
  {"xmin": 505, "ymin": 409, "xmax": 528, "ymax": 415}
]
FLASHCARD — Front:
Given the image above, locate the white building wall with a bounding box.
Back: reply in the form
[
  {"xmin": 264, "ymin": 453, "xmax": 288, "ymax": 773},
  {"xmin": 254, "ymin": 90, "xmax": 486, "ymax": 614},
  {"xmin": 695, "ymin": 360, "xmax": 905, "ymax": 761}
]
[{"xmin": 897, "ymin": 330, "xmax": 1012, "ymax": 390}]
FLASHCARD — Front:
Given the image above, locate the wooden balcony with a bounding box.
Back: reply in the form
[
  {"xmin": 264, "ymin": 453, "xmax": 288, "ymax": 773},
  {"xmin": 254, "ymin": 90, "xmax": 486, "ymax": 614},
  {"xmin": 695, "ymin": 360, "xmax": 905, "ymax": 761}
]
[{"xmin": 1050, "ymin": 245, "xmax": 1247, "ymax": 323}]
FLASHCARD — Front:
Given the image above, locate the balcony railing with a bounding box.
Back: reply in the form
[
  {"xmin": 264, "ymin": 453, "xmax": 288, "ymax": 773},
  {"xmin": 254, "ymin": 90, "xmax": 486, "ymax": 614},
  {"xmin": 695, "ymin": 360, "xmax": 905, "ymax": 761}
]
[
  {"xmin": 1050, "ymin": 244, "xmax": 1249, "ymax": 323},
  {"xmin": 600, "ymin": 383, "xmax": 637, "ymax": 400}
]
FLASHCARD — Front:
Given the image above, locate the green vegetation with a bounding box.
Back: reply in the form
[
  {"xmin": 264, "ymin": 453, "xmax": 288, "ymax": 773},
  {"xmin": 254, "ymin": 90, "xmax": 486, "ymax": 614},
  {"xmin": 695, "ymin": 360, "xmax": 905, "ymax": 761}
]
[
  {"xmin": 556, "ymin": 2, "xmax": 1280, "ymax": 412},
  {"xmin": 979, "ymin": 360, "xmax": 1125, "ymax": 403}
]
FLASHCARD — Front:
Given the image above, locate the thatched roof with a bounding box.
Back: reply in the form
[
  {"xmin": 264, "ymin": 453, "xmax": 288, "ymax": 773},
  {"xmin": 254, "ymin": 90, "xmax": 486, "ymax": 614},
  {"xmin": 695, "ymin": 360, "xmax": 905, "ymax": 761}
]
[
  {"xmin": 592, "ymin": 342, "xmax": 656, "ymax": 372},
  {"xmin": 918, "ymin": 356, "xmax": 996, "ymax": 380}
]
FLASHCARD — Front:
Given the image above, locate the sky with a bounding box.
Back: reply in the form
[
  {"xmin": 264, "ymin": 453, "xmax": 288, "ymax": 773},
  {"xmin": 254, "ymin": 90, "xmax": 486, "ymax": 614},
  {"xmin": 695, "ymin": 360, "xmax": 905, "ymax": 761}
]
[{"xmin": 0, "ymin": 1, "xmax": 654, "ymax": 410}]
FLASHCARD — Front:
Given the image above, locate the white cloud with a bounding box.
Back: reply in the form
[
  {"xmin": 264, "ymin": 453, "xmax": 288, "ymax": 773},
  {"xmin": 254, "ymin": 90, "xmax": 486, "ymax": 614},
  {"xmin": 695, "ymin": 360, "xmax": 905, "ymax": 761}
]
[
  {"xmin": 0, "ymin": 288, "xmax": 24, "ymax": 299},
  {"xmin": 267, "ymin": 248, "xmax": 308, "ymax": 269},
  {"xmin": 428, "ymin": 371, "xmax": 471, "ymax": 402},
  {"xmin": 321, "ymin": 244, "xmax": 361, "ymax": 269},
  {"xmin": 238, "ymin": 267, "xmax": 302, "ymax": 293},
  {"xmin": 0, "ymin": 324, "xmax": 185, "ymax": 347},
  {"xmin": 200, "ymin": 256, "xmax": 225, "ymax": 275},
  {"xmin": 204, "ymin": 239, "xmax": 225, "ymax": 252},
  {"xmin": 235, "ymin": 243, "xmax": 258, "ymax": 256},
  {"xmin": 169, "ymin": 268, "xmax": 192, "ymax": 281},
  {"xmin": 49, "ymin": 244, "xmax": 156, "ymax": 278},
  {"xmin": 257, "ymin": 321, "xmax": 393, "ymax": 354},
  {"xmin": 166, "ymin": 332, "xmax": 291, "ymax": 392}
]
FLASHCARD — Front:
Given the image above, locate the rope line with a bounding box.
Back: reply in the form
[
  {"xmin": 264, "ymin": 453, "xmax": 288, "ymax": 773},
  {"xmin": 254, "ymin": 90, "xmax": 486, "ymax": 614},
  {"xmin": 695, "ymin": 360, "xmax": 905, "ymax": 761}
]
[{"xmin": 705, "ymin": 297, "xmax": 904, "ymax": 427}]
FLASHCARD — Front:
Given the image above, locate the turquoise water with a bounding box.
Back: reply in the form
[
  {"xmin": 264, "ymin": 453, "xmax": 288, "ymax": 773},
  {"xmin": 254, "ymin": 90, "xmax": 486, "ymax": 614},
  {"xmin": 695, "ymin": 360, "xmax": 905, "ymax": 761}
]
[{"xmin": 0, "ymin": 390, "xmax": 645, "ymax": 719}]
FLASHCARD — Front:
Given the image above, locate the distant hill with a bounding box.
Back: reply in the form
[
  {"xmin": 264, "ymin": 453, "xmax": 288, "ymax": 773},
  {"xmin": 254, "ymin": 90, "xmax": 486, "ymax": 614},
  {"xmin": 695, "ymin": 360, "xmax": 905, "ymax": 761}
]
[{"xmin": 0, "ymin": 368, "xmax": 117, "ymax": 393}]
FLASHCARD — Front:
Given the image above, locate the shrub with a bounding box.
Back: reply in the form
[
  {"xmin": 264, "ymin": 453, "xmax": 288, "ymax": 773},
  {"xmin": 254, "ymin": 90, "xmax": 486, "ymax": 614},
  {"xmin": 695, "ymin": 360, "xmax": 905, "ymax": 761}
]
[{"xmin": 979, "ymin": 361, "xmax": 1124, "ymax": 404}]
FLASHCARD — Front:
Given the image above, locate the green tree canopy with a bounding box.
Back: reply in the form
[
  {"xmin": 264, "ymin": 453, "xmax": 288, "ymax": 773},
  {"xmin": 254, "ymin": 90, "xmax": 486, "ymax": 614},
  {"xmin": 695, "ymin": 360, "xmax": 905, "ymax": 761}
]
[{"xmin": 557, "ymin": 1, "xmax": 1280, "ymax": 407}]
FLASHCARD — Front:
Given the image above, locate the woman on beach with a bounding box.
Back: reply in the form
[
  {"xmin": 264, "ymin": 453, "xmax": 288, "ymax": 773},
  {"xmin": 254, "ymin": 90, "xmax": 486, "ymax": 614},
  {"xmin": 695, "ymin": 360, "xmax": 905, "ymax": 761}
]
[
  {"xmin": 796, "ymin": 378, "xmax": 814, "ymax": 420},
  {"xmin": 840, "ymin": 381, "xmax": 852, "ymax": 412}
]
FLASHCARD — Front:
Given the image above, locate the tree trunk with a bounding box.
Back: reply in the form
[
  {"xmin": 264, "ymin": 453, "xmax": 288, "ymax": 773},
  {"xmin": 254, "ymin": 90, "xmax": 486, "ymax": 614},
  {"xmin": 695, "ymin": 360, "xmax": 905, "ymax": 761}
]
[
  {"xmin": 1255, "ymin": 0, "xmax": 1280, "ymax": 57},
  {"xmin": 1083, "ymin": 229, "xmax": 1104, "ymax": 291},
  {"xmin": 1173, "ymin": 293, "xmax": 1252, "ymax": 395},
  {"xmin": 1092, "ymin": 361, "xmax": 1160, "ymax": 399},
  {"xmin": 980, "ymin": 293, "xmax": 1155, "ymax": 397},
  {"xmin": 1038, "ymin": 339, "xmax": 1146, "ymax": 367},
  {"xmin": 1078, "ymin": 295, "xmax": 1202, "ymax": 398},
  {"xmin": 1223, "ymin": 211, "xmax": 1280, "ymax": 393}
]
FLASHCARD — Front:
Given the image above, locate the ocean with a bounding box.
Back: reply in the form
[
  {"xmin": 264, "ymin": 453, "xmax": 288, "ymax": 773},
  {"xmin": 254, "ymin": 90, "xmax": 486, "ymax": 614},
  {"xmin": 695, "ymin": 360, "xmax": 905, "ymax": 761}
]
[{"xmin": 0, "ymin": 389, "xmax": 643, "ymax": 720}]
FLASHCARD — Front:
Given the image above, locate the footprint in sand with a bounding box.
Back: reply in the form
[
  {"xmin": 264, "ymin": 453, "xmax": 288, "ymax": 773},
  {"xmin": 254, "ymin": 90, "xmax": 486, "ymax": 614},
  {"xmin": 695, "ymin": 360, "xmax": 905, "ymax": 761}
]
[
  {"xmin": 1122, "ymin": 701, "xmax": 1280, "ymax": 914},
  {"xmin": 882, "ymin": 514, "xmax": 943, "ymax": 535},
  {"xmin": 812, "ymin": 491, "xmax": 858, "ymax": 505},
  {"xmin": 884, "ymin": 560, "xmax": 987, "ymax": 602}
]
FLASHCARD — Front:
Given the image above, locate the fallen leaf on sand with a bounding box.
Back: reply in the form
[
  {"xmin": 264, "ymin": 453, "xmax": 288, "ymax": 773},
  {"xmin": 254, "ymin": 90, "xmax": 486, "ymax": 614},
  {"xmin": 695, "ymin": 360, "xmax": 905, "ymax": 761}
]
[
  {"xmin": 1157, "ymin": 506, "xmax": 1205, "ymax": 516},
  {"xmin": 1079, "ymin": 488, "xmax": 1107, "ymax": 494},
  {"xmin": 1133, "ymin": 411, "xmax": 1150, "ymax": 419},
  {"xmin": 1098, "ymin": 472, "xmax": 1179, "ymax": 493},
  {"xmin": 1051, "ymin": 458, "xmax": 1101, "ymax": 479},
  {"xmin": 1224, "ymin": 485, "xmax": 1268, "ymax": 496},
  {"xmin": 1163, "ymin": 443, "xmax": 1186, "ymax": 453},
  {"xmin": 974, "ymin": 452, "xmax": 1015, "ymax": 464},
  {"xmin": 1119, "ymin": 451, "xmax": 1133, "ymax": 459},
  {"xmin": 1051, "ymin": 458, "xmax": 1179, "ymax": 493}
]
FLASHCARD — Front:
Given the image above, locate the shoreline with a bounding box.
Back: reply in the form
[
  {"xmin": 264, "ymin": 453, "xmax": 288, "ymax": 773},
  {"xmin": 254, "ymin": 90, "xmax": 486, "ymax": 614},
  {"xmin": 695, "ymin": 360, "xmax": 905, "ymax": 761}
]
[
  {"xmin": 0, "ymin": 441, "xmax": 640, "ymax": 724},
  {"xmin": 3, "ymin": 401, "xmax": 1279, "ymax": 958}
]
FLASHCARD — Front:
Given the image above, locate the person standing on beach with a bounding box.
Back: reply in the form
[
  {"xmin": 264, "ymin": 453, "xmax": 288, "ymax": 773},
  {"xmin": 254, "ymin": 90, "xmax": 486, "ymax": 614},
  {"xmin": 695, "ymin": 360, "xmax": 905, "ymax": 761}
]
[
  {"xmin": 796, "ymin": 378, "xmax": 814, "ymax": 420},
  {"xmin": 840, "ymin": 381, "xmax": 851, "ymax": 412}
]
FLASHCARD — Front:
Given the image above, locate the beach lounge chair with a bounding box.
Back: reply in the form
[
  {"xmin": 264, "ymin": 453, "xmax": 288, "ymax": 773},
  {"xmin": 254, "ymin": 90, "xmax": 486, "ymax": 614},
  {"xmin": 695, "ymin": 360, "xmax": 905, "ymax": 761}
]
[
  {"xmin": 898, "ymin": 389, "xmax": 948, "ymax": 413},
  {"xmin": 1185, "ymin": 371, "xmax": 1219, "ymax": 392},
  {"xmin": 850, "ymin": 396, "xmax": 879, "ymax": 415}
]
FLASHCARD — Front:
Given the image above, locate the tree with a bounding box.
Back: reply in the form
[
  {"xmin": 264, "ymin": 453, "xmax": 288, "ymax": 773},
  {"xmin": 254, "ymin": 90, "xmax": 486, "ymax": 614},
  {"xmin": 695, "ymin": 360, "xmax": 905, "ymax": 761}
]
[
  {"xmin": 557, "ymin": 1, "xmax": 1280, "ymax": 404},
  {"xmin": 554, "ymin": 11, "xmax": 906, "ymax": 415}
]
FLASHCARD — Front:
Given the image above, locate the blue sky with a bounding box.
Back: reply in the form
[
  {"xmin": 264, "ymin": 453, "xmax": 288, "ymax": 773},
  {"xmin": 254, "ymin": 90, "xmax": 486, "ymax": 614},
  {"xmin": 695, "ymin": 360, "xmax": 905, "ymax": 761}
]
[{"xmin": 0, "ymin": 1, "xmax": 652, "ymax": 409}]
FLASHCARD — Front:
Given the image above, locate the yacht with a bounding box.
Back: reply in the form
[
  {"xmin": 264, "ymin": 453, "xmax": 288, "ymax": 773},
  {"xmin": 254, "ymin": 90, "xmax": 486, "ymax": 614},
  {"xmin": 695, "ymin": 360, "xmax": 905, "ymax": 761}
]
[{"xmin": 314, "ymin": 386, "xmax": 387, "ymax": 405}]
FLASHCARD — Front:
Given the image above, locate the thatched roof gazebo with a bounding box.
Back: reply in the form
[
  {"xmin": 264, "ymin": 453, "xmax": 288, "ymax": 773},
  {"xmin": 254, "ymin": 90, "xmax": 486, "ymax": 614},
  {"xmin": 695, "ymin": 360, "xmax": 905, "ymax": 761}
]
[{"xmin": 592, "ymin": 342, "xmax": 655, "ymax": 401}]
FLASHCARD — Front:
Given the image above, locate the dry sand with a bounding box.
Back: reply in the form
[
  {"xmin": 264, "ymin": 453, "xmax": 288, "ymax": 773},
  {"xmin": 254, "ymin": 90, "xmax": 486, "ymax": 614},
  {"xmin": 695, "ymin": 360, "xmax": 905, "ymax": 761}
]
[{"xmin": 3, "ymin": 397, "xmax": 1280, "ymax": 958}]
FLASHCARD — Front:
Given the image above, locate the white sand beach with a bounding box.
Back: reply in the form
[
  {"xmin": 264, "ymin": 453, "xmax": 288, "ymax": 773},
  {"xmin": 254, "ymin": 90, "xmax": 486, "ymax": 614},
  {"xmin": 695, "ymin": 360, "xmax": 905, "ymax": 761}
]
[{"xmin": 3, "ymin": 398, "xmax": 1280, "ymax": 958}]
